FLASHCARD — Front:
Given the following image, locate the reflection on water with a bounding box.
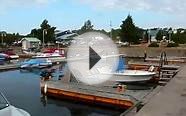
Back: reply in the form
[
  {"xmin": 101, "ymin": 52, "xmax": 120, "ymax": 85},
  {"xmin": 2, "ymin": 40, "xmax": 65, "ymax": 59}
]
[{"xmin": 0, "ymin": 63, "xmax": 123, "ymax": 116}]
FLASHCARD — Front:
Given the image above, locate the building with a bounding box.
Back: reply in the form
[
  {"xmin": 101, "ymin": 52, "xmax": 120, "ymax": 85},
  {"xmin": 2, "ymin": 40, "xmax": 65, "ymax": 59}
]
[
  {"xmin": 147, "ymin": 29, "xmax": 159, "ymax": 43},
  {"xmin": 21, "ymin": 37, "xmax": 41, "ymax": 50},
  {"xmin": 55, "ymin": 30, "xmax": 78, "ymax": 44}
]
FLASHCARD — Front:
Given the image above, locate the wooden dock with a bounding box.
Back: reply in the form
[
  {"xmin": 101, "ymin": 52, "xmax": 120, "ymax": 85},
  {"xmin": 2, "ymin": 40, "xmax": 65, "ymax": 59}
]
[
  {"xmin": 135, "ymin": 65, "xmax": 186, "ymax": 116},
  {"xmin": 145, "ymin": 57, "xmax": 185, "ymax": 64},
  {"xmin": 40, "ymin": 81, "xmax": 138, "ymax": 109},
  {"xmin": 0, "ymin": 64, "xmax": 18, "ymax": 71}
]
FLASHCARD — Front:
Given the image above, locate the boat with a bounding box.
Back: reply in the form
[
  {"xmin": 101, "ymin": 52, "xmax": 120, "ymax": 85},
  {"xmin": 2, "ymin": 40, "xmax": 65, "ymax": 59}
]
[
  {"xmin": 99, "ymin": 57, "xmax": 156, "ymax": 82},
  {"xmin": 33, "ymin": 48, "xmax": 65, "ymax": 58},
  {"xmin": 0, "ymin": 53, "xmax": 10, "ymax": 61},
  {"xmin": 0, "ymin": 92, "xmax": 30, "ymax": 116},
  {"xmin": 3, "ymin": 50, "xmax": 19, "ymax": 59},
  {"xmin": 111, "ymin": 70, "xmax": 156, "ymax": 82},
  {"xmin": 20, "ymin": 58, "xmax": 52, "ymax": 69}
]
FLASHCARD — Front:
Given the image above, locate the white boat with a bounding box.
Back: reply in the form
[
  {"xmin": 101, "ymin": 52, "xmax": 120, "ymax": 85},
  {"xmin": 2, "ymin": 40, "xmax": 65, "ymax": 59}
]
[
  {"xmin": 33, "ymin": 52, "xmax": 63, "ymax": 58},
  {"xmin": 98, "ymin": 57, "xmax": 156, "ymax": 82},
  {"xmin": 0, "ymin": 92, "xmax": 30, "ymax": 116},
  {"xmin": 9, "ymin": 55, "xmax": 19, "ymax": 59},
  {"xmin": 112, "ymin": 70, "xmax": 156, "ymax": 82},
  {"xmin": 33, "ymin": 49, "xmax": 65, "ymax": 59}
]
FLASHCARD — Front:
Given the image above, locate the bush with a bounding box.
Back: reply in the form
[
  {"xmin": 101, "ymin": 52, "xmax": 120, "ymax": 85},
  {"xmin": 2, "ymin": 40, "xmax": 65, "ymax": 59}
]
[
  {"xmin": 167, "ymin": 43, "xmax": 179, "ymax": 47},
  {"xmin": 148, "ymin": 42, "xmax": 159, "ymax": 47}
]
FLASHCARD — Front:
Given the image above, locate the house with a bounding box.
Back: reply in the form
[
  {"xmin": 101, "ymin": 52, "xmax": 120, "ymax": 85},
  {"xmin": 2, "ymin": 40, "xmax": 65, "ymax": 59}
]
[{"xmin": 21, "ymin": 37, "xmax": 41, "ymax": 50}]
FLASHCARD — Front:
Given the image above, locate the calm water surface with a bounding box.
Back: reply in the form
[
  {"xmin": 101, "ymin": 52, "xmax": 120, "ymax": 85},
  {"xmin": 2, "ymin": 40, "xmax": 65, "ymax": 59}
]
[{"xmin": 0, "ymin": 64, "xmax": 123, "ymax": 116}]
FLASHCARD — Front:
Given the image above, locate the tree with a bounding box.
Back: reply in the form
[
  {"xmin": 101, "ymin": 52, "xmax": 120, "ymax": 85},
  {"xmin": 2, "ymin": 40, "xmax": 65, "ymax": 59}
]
[
  {"xmin": 156, "ymin": 30, "xmax": 163, "ymax": 41},
  {"xmin": 120, "ymin": 15, "xmax": 139, "ymax": 44},
  {"xmin": 77, "ymin": 20, "xmax": 93, "ymax": 34},
  {"xmin": 109, "ymin": 28, "xmax": 121, "ymax": 40},
  {"xmin": 29, "ymin": 19, "xmax": 56, "ymax": 43},
  {"xmin": 143, "ymin": 30, "xmax": 149, "ymax": 42},
  {"xmin": 172, "ymin": 31, "xmax": 186, "ymax": 44},
  {"xmin": 0, "ymin": 31, "xmax": 22, "ymax": 45}
]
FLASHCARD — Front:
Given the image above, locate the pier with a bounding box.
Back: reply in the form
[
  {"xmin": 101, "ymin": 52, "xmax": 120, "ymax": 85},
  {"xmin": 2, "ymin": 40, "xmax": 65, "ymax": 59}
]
[{"xmin": 127, "ymin": 65, "xmax": 186, "ymax": 116}]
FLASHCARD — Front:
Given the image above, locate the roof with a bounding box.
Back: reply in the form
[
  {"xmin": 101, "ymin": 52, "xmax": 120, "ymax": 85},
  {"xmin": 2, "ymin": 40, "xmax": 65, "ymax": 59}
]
[
  {"xmin": 56, "ymin": 33, "xmax": 78, "ymax": 40},
  {"xmin": 21, "ymin": 37, "xmax": 41, "ymax": 42}
]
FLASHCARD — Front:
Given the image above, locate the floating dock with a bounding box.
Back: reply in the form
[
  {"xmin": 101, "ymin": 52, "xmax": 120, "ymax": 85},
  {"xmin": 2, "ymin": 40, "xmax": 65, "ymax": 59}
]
[
  {"xmin": 0, "ymin": 64, "xmax": 18, "ymax": 71},
  {"xmin": 40, "ymin": 81, "xmax": 140, "ymax": 109}
]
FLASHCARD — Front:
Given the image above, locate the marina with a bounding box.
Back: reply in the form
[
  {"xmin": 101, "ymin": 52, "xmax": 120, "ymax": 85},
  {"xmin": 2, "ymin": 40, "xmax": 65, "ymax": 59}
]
[
  {"xmin": 0, "ymin": 49, "xmax": 185, "ymax": 116},
  {"xmin": 0, "ymin": 66, "xmax": 124, "ymax": 116},
  {"xmin": 1, "ymin": 1, "xmax": 186, "ymax": 115}
]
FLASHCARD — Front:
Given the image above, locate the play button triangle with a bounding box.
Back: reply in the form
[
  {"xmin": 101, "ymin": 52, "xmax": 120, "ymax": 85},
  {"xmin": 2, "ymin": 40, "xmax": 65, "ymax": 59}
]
[{"xmin": 89, "ymin": 46, "xmax": 101, "ymax": 70}]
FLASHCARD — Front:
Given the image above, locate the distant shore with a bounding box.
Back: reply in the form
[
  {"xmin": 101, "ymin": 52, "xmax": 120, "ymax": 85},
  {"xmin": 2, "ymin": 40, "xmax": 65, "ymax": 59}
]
[{"xmin": 119, "ymin": 47, "xmax": 186, "ymax": 57}]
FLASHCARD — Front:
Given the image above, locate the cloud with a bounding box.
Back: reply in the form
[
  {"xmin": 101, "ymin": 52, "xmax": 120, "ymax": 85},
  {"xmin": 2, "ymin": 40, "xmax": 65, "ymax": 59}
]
[
  {"xmin": 77, "ymin": 0, "xmax": 186, "ymax": 15},
  {"xmin": 0, "ymin": 0, "xmax": 54, "ymax": 13}
]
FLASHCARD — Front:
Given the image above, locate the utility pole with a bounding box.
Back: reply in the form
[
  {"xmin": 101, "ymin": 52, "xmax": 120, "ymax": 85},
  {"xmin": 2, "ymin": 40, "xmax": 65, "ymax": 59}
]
[
  {"xmin": 110, "ymin": 20, "xmax": 112, "ymax": 39},
  {"xmin": 43, "ymin": 29, "xmax": 47, "ymax": 48}
]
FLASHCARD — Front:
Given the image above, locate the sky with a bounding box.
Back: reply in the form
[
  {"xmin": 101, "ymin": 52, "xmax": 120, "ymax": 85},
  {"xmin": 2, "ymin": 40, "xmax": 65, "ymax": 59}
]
[{"xmin": 0, "ymin": 0, "xmax": 186, "ymax": 34}]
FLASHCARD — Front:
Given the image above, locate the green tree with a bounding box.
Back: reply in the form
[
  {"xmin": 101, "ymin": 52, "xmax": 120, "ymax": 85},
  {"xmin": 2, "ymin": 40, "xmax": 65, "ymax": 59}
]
[
  {"xmin": 156, "ymin": 30, "xmax": 163, "ymax": 41},
  {"xmin": 172, "ymin": 31, "xmax": 186, "ymax": 44},
  {"xmin": 29, "ymin": 19, "xmax": 56, "ymax": 43},
  {"xmin": 77, "ymin": 20, "xmax": 93, "ymax": 34},
  {"xmin": 120, "ymin": 15, "xmax": 139, "ymax": 44},
  {"xmin": 0, "ymin": 31, "xmax": 22, "ymax": 45},
  {"xmin": 109, "ymin": 28, "xmax": 121, "ymax": 40},
  {"xmin": 143, "ymin": 30, "xmax": 149, "ymax": 42}
]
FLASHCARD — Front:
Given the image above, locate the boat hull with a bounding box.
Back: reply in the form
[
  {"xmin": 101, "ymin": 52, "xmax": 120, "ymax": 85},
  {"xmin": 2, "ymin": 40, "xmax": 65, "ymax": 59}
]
[
  {"xmin": 112, "ymin": 70, "xmax": 156, "ymax": 82},
  {"xmin": 0, "ymin": 105, "xmax": 30, "ymax": 116},
  {"xmin": 99, "ymin": 69, "xmax": 156, "ymax": 83}
]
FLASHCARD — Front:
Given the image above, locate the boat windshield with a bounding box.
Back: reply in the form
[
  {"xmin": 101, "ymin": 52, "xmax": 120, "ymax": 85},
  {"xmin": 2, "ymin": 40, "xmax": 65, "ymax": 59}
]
[
  {"xmin": 0, "ymin": 93, "xmax": 9, "ymax": 110},
  {"xmin": 25, "ymin": 59, "xmax": 46, "ymax": 63}
]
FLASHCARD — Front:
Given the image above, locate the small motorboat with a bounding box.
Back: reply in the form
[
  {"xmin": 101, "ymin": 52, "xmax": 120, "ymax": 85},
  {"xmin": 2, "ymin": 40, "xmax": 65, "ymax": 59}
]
[
  {"xmin": 20, "ymin": 58, "xmax": 52, "ymax": 69},
  {"xmin": 98, "ymin": 57, "xmax": 156, "ymax": 83},
  {"xmin": 33, "ymin": 48, "xmax": 65, "ymax": 58},
  {"xmin": 0, "ymin": 53, "xmax": 10, "ymax": 60},
  {"xmin": 111, "ymin": 70, "xmax": 156, "ymax": 82},
  {"xmin": 0, "ymin": 92, "xmax": 30, "ymax": 116},
  {"xmin": 2, "ymin": 49, "xmax": 19, "ymax": 59}
]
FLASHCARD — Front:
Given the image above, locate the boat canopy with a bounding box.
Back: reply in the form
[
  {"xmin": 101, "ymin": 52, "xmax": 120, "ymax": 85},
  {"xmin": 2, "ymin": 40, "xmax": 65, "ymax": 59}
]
[{"xmin": 116, "ymin": 57, "xmax": 125, "ymax": 72}]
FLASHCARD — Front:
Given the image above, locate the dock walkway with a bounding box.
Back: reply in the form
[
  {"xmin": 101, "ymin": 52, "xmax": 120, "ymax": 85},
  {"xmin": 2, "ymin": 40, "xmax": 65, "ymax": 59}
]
[
  {"xmin": 40, "ymin": 81, "xmax": 141, "ymax": 109},
  {"xmin": 135, "ymin": 65, "xmax": 186, "ymax": 116}
]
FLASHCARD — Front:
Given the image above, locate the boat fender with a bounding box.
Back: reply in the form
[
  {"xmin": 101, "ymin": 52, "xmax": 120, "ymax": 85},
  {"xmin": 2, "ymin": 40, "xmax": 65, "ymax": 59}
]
[{"xmin": 44, "ymin": 83, "xmax": 47, "ymax": 94}]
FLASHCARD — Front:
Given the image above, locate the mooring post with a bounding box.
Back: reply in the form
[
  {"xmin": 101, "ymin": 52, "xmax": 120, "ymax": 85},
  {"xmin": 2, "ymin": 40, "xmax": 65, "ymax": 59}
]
[{"xmin": 44, "ymin": 83, "xmax": 47, "ymax": 94}]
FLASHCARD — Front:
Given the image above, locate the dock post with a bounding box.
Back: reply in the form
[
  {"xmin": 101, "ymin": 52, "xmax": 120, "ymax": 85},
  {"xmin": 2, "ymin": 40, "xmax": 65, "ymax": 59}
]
[{"xmin": 44, "ymin": 83, "xmax": 47, "ymax": 94}]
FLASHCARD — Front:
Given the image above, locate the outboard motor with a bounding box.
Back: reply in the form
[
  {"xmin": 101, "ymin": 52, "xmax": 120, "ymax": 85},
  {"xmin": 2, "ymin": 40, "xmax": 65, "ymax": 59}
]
[{"xmin": 40, "ymin": 70, "xmax": 53, "ymax": 81}]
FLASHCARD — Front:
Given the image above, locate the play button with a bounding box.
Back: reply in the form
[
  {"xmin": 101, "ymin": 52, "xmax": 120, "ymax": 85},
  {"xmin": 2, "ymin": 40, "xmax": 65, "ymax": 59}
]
[
  {"xmin": 67, "ymin": 32, "xmax": 119, "ymax": 85},
  {"xmin": 89, "ymin": 46, "xmax": 101, "ymax": 70}
]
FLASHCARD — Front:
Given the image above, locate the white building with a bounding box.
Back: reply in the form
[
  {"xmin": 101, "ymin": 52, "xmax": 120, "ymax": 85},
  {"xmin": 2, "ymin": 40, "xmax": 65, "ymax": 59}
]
[{"xmin": 21, "ymin": 37, "xmax": 41, "ymax": 50}]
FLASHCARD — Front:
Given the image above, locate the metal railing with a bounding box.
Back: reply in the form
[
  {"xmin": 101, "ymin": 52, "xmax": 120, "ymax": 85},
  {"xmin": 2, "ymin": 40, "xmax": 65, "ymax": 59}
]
[{"xmin": 0, "ymin": 92, "xmax": 10, "ymax": 110}]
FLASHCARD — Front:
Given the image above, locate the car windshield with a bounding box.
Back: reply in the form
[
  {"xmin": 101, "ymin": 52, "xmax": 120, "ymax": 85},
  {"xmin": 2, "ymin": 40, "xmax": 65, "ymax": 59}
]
[{"xmin": 0, "ymin": 93, "xmax": 9, "ymax": 110}]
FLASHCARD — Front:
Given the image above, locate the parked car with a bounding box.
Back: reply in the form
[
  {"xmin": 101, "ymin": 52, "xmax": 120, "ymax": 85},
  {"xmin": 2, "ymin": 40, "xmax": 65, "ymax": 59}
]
[{"xmin": 115, "ymin": 41, "xmax": 129, "ymax": 47}]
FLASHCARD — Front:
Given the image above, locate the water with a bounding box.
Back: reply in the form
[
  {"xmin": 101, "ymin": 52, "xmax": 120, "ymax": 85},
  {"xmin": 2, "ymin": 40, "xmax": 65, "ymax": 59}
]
[{"xmin": 0, "ymin": 64, "xmax": 123, "ymax": 116}]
